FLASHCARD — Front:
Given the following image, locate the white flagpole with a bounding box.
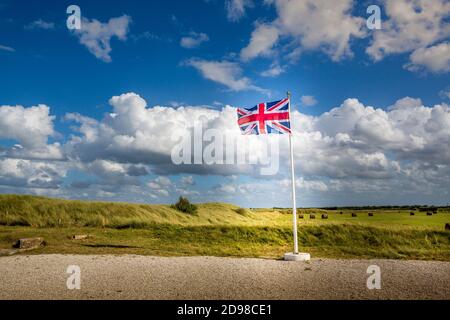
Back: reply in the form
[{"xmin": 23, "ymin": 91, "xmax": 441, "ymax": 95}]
[
  {"xmin": 287, "ymin": 91, "xmax": 299, "ymax": 254},
  {"xmin": 284, "ymin": 92, "xmax": 309, "ymax": 261}
]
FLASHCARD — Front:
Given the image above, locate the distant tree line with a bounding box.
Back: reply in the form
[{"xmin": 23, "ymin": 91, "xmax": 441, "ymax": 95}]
[{"xmin": 273, "ymin": 205, "xmax": 449, "ymax": 211}]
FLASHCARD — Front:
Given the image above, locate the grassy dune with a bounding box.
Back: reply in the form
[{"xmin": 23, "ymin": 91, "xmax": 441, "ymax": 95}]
[
  {"xmin": 0, "ymin": 195, "xmax": 279, "ymax": 228},
  {"xmin": 0, "ymin": 195, "xmax": 449, "ymax": 260}
]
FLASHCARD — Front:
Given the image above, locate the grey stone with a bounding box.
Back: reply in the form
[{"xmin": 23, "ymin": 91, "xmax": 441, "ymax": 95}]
[{"xmin": 13, "ymin": 237, "xmax": 44, "ymax": 250}]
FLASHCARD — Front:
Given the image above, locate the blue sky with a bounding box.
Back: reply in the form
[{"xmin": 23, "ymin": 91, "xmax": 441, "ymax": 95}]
[{"xmin": 0, "ymin": 0, "xmax": 449, "ymax": 207}]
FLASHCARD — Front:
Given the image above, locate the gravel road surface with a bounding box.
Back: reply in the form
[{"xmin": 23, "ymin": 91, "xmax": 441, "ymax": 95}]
[{"xmin": 0, "ymin": 255, "xmax": 449, "ymax": 300}]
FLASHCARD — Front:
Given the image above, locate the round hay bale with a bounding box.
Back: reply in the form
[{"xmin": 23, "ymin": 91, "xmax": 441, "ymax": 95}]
[
  {"xmin": 339, "ymin": 211, "xmax": 343, "ymax": 214},
  {"xmin": 445, "ymin": 223, "xmax": 450, "ymax": 231},
  {"xmin": 410, "ymin": 212, "xmax": 415, "ymax": 216},
  {"xmin": 310, "ymin": 214, "xmax": 315, "ymax": 219},
  {"xmin": 368, "ymin": 213, "xmax": 374, "ymax": 217},
  {"xmin": 351, "ymin": 213, "xmax": 357, "ymax": 217},
  {"xmin": 321, "ymin": 214, "xmax": 328, "ymax": 219},
  {"xmin": 427, "ymin": 212, "xmax": 433, "ymax": 216},
  {"xmin": 299, "ymin": 214, "xmax": 304, "ymax": 219}
]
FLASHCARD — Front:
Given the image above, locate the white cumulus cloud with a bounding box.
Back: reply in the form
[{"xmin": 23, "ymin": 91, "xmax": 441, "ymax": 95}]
[
  {"xmin": 225, "ymin": 0, "xmax": 253, "ymax": 22},
  {"xmin": 260, "ymin": 63, "xmax": 284, "ymax": 77},
  {"xmin": 2, "ymin": 92, "xmax": 450, "ymax": 205},
  {"xmin": 366, "ymin": 0, "xmax": 450, "ymax": 61},
  {"xmin": 240, "ymin": 23, "xmax": 279, "ymax": 60},
  {"xmin": 405, "ymin": 42, "xmax": 450, "ymax": 73},
  {"xmin": 300, "ymin": 95, "xmax": 317, "ymax": 107},
  {"xmin": 73, "ymin": 15, "xmax": 131, "ymax": 62},
  {"xmin": 0, "ymin": 44, "xmax": 15, "ymax": 52},
  {"xmin": 180, "ymin": 32, "xmax": 209, "ymax": 48},
  {"xmin": 25, "ymin": 19, "xmax": 55, "ymax": 30},
  {"xmin": 366, "ymin": 0, "xmax": 450, "ymax": 73},
  {"xmin": 0, "ymin": 104, "xmax": 54, "ymax": 148},
  {"xmin": 0, "ymin": 158, "xmax": 66, "ymax": 189},
  {"xmin": 0, "ymin": 104, "xmax": 63, "ymax": 160},
  {"xmin": 241, "ymin": 0, "xmax": 365, "ymax": 61},
  {"xmin": 185, "ymin": 59, "xmax": 269, "ymax": 94}
]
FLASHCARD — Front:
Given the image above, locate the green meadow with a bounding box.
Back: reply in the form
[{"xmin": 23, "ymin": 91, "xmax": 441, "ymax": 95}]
[{"xmin": 0, "ymin": 194, "xmax": 449, "ymax": 260}]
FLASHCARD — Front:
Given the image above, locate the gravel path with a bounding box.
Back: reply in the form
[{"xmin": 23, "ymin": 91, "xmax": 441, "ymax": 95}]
[{"xmin": 0, "ymin": 255, "xmax": 449, "ymax": 300}]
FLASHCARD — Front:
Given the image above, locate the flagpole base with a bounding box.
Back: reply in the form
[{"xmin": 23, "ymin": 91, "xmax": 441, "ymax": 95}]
[{"xmin": 284, "ymin": 252, "xmax": 311, "ymax": 261}]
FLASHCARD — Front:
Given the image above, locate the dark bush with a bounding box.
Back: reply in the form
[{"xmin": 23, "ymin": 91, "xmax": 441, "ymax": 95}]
[
  {"xmin": 352, "ymin": 213, "xmax": 357, "ymax": 217},
  {"xmin": 410, "ymin": 212, "xmax": 415, "ymax": 216},
  {"xmin": 420, "ymin": 207, "xmax": 437, "ymax": 213},
  {"xmin": 310, "ymin": 214, "xmax": 315, "ymax": 219},
  {"xmin": 299, "ymin": 214, "xmax": 304, "ymax": 219},
  {"xmin": 321, "ymin": 214, "xmax": 328, "ymax": 219},
  {"xmin": 171, "ymin": 196, "xmax": 198, "ymax": 215},
  {"xmin": 427, "ymin": 212, "xmax": 432, "ymax": 216},
  {"xmin": 368, "ymin": 213, "xmax": 374, "ymax": 217}
]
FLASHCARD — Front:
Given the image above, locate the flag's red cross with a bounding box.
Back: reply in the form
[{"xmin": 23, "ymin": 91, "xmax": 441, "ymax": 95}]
[{"xmin": 238, "ymin": 101, "xmax": 290, "ymax": 134}]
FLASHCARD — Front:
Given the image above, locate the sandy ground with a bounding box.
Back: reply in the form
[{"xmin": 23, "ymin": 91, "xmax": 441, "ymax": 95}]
[{"xmin": 0, "ymin": 255, "xmax": 449, "ymax": 300}]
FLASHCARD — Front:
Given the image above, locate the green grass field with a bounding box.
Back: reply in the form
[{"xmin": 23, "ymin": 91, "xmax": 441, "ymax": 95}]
[{"xmin": 0, "ymin": 194, "xmax": 449, "ymax": 260}]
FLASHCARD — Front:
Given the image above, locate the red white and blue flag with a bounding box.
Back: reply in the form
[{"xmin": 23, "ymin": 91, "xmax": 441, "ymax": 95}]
[{"xmin": 237, "ymin": 98, "xmax": 291, "ymax": 135}]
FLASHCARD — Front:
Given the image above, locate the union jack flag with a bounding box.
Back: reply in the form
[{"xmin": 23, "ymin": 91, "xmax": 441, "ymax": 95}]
[{"xmin": 237, "ymin": 98, "xmax": 291, "ymax": 135}]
